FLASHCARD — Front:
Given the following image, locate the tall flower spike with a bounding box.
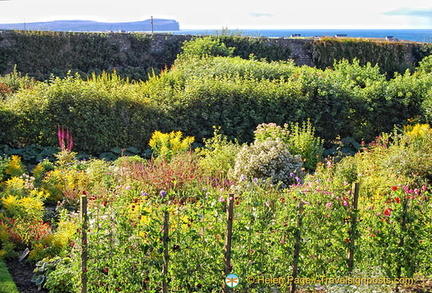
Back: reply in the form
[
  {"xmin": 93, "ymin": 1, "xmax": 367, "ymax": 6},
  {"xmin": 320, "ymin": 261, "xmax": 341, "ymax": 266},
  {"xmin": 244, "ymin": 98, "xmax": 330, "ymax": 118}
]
[{"xmin": 58, "ymin": 126, "xmax": 73, "ymax": 152}]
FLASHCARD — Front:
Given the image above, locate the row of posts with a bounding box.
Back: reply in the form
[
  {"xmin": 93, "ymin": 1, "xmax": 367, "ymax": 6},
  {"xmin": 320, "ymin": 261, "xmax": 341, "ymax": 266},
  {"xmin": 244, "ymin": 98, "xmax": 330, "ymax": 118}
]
[{"xmin": 79, "ymin": 182, "xmax": 363, "ymax": 293}]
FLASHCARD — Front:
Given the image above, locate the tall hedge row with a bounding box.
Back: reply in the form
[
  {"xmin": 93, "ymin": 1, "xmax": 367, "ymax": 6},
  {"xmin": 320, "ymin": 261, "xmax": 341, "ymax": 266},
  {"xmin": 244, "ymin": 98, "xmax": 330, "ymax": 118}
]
[{"xmin": 1, "ymin": 53, "xmax": 432, "ymax": 155}]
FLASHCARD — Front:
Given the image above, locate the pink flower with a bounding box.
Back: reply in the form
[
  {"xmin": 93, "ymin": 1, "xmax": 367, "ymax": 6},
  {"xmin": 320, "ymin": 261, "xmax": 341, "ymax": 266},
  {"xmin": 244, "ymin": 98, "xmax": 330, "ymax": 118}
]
[
  {"xmin": 343, "ymin": 201, "xmax": 349, "ymax": 206},
  {"xmin": 325, "ymin": 202, "xmax": 333, "ymax": 208}
]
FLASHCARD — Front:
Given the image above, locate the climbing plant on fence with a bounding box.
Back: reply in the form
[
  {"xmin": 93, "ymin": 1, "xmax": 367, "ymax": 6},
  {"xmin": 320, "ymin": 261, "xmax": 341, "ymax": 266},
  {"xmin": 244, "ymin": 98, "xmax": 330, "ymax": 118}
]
[{"xmin": 70, "ymin": 180, "xmax": 431, "ymax": 293}]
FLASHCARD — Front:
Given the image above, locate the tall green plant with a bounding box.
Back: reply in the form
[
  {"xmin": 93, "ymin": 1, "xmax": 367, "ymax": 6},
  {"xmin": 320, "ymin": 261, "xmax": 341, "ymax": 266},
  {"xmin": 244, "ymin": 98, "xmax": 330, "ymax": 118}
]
[{"xmin": 254, "ymin": 120, "xmax": 324, "ymax": 171}]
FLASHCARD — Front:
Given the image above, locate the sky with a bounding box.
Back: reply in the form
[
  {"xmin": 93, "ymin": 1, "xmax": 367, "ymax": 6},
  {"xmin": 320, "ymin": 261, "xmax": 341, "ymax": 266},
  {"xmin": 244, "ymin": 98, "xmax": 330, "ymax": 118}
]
[{"xmin": 0, "ymin": 0, "xmax": 431, "ymax": 29}]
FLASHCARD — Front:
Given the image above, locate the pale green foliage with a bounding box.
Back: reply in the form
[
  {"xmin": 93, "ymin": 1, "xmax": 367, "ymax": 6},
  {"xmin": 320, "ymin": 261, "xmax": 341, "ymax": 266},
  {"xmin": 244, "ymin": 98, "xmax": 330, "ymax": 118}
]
[
  {"xmin": 148, "ymin": 130, "xmax": 194, "ymax": 162},
  {"xmin": 177, "ymin": 37, "xmax": 235, "ymax": 60},
  {"xmin": 198, "ymin": 126, "xmax": 240, "ymax": 179},
  {"xmin": 331, "ymin": 58, "xmax": 385, "ymax": 88},
  {"xmin": 232, "ymin": 138, "xmax": 304, "ymax": 188},
  {"xmin": 417, "ymin": 55, "xmax": 432, "ymax": 74},
  {"xmin": 254, "ymin": 120, "xmax": 324, "ymax": 171}
]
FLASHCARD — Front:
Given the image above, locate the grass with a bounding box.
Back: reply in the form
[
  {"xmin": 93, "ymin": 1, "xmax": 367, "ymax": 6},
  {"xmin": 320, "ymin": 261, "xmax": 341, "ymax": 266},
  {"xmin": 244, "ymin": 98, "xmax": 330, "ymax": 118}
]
[{"xmin": 0, "ymin": 258, "xmax": 19, "ymax": 293}]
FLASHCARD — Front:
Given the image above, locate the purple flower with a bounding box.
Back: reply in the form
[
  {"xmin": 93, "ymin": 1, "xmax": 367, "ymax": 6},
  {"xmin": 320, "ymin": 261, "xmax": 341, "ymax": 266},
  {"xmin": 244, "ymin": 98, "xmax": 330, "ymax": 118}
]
[
  {"xmin": 160, "ymin": 190, "xmax": 167, "ymax": 197},
  {"xmin": 125, "ymin": 186, "xmax": 131, "ymax": 190},
  {"xmin": 141, "ymin": 192, "xmax": 148, "ymax": 196}
]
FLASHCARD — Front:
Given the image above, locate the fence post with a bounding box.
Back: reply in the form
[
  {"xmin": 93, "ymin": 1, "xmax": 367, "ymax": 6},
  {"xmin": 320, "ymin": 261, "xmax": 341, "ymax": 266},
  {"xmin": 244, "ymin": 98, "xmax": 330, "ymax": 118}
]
[
  {"xmin": 291, "ymin": 201, "xmax": 304, "ymax": 293},
  {"xmin": 162, "ymin": 210, "xmax": 170, "ymax": 293},
  {"xmin": 348, "ymin": 182, "xmax": 360, "ymax": 271},
  {"xmin": 223, "ymin": 194, "xmax": 235, "ymax": 293},
  {"xmin": 80, "ymin": 195, "xmax": 88, "ymax": 293},
  {"xmin": 395, "ymin": 196, "xmax": 409, "ymax": 293}
]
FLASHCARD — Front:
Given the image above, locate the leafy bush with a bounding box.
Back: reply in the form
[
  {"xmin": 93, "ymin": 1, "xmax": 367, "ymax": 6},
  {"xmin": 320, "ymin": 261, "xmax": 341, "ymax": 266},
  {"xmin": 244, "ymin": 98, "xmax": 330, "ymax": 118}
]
[
  {"xmin": 2, "ymin": 72, "xmax": 160, "ymax": 154},
  {"xmin": 254, "ymin": 121, "xmax": 324, "ymax": 171},
  {"xmin": 178, "ymin": 36, "xmax": 234, "ymax": 60},
  {"xmin": 198, "ymin": 126, "xmax": 241, "ymax": 180},
  {"xmin": 232, "ymin": 138, "xmax": 304, "ymax": 188}
]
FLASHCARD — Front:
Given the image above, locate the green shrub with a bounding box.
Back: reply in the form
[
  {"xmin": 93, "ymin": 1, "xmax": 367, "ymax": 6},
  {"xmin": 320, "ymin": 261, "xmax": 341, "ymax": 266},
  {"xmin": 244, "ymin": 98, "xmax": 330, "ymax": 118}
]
[
  {"xmin": 178, "ymin": 37, "xmax": 234, "ymax": 60},
  {"xmin": 198, "ymin": 126, "xmax": 241, "ymax": 179},
  {"xmin": 2, "ymin": 72, "xmax": 160, "ymax": 154},
  {"xmin": 254, "ymin": 121, "xmax": 324, "ymax": 171}
]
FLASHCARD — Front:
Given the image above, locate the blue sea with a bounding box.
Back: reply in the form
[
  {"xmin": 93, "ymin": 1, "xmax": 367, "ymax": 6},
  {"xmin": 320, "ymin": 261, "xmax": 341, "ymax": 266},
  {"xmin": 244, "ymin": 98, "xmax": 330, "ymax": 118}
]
[{"xmin": 171, "ymin": 29, "xmax": 432, "ymax": 43}]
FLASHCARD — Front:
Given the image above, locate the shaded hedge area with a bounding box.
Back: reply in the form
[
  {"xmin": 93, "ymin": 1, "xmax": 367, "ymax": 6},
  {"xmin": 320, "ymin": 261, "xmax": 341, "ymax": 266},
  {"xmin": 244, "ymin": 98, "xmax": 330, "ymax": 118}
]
[
  {"xmin": 310, "ymin": 38, "xmax": 432, "ymax": 75},
  {"xmin": 1, "ymin": 30, "xmax": 432, "ymax": 82},
  {"xmin": 0, "ymin": 30, "xmax": 188, "ymax": 80},
  {"xmin": 217, "ymin": 35, "xmax": 293, "ymax": 61}
]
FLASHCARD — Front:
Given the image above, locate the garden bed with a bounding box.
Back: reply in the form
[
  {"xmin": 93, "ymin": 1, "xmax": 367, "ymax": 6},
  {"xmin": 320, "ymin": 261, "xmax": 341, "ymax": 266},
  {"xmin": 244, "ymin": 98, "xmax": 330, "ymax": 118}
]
[{"xmin": 5, "ymin": 259, "xmax": 47, "ymax": 293}]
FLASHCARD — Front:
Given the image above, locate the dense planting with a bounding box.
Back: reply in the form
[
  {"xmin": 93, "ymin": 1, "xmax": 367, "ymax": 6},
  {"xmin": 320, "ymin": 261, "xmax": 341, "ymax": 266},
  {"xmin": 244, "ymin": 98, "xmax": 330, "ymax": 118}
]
[
  {"xmin": 0, "ymin": 37, "xmax": 432, "ymax": 292},
  {"xmin": 0, "ymin": 123, "xmax": 431, "ymax": 292}
]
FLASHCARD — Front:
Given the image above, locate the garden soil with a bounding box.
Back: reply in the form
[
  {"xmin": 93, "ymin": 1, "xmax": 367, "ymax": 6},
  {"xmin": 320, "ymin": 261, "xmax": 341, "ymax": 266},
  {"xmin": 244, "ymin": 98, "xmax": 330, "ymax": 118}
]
[{"xmin": 5, "ymin": 259, "xmax": 47, "ymax": 293}]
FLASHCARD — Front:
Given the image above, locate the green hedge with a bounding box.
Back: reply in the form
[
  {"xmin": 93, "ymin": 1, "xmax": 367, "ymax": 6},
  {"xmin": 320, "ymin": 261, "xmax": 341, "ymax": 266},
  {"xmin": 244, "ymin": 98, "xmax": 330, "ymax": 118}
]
[
  {"xmin": 1, "ymin": 55, "xmax": 432, "ymax": 155},
  {"xmin": 311, "ymin": 38, "xmax": 415, "ymax": 75},
  {"xmin": 1, "ymin": 73, "xmax": 161, "ymax": 153}
]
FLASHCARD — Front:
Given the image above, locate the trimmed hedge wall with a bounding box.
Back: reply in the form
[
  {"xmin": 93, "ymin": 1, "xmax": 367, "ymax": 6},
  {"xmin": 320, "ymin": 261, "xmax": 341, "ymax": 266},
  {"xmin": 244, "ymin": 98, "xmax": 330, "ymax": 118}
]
[{"xmin": 1, "ymin": 30, "xmax": 432, "ymax": 81}]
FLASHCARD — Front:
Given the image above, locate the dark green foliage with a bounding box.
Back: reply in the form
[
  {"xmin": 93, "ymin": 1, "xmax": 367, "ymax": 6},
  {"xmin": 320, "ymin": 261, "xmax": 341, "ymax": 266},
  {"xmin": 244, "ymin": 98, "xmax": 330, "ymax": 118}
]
[
  {"xmin": 0, "ymin": 31, "xmax": 187, "ymax": 81},
  {"xmin": 218, "ymin": 35, "xmax": 292, "ymax": 61},
  {"xmin": 311, "ymin": 38, "xmax": 416, "ymax": 76},
  {"xmin": 1, "ymin": 72, "xmax": 161, "ymax": 154}
]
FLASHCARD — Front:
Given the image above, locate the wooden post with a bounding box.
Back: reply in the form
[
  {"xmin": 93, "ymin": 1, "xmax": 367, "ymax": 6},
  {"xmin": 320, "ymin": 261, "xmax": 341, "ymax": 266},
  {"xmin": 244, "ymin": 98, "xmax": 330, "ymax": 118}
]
[
  {"xmin": 223, "ymin": 194, "xmax": 235, "ymax": 293},
  {"xmin": 80, "ymin": 195, "xmax": 88, "ymax": 293},
  {"xmin": 348, "ymin": 182, "xmax": 360, "ymax": 271},
  {"xmin": 162, "ymin": 210, "xmax": 169, "ymax": 293},
  {"xmin": 395, "ymin": 196, "xmax": 409, "ymax": 293},
  {"xmin": 291, "ymin": 201, "xmax": 304, "ymax": 293}
]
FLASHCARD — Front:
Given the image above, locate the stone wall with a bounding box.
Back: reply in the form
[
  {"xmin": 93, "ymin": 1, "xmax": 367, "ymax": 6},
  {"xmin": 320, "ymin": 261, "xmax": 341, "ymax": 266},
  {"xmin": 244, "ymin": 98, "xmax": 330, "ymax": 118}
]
[{"xmin": 0, "ymin": 30, "xmax": 429, "ymax": 79}]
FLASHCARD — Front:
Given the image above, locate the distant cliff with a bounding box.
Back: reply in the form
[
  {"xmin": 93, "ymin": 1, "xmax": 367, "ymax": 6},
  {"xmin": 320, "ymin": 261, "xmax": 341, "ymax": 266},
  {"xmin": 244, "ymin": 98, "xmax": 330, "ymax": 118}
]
[{"xmin": 0, "ymin": 19, "xmax": 180, "ymax": 32}]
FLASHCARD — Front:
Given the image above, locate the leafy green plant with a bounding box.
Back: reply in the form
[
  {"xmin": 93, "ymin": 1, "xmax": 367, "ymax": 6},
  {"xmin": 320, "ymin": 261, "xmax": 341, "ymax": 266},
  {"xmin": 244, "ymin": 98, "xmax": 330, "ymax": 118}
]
[
  {"xmin": 178, "ymin": 36, "xmax": 234, "ymax": 60},
  {"xmin": 254, "ymin": 121, "xmax": 324, "ymax": 171},
  {"xmin": 198, "ymin": 126, "xmax": 241, "ymax": 180},
  {"xmin": 32, "ymin": 256, "xmax": 75, "ymax": 292}
]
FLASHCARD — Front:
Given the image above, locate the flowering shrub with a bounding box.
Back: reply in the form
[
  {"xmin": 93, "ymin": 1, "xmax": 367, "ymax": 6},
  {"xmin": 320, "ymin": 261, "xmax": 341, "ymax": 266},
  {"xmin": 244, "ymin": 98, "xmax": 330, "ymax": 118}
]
[
  {"xmin": 148, "ymin": 130, "xmax": 194, "ymax": 162},
  {"xmin": 232, "ymin": 138, "xmax": 304, "ymax": 188}
]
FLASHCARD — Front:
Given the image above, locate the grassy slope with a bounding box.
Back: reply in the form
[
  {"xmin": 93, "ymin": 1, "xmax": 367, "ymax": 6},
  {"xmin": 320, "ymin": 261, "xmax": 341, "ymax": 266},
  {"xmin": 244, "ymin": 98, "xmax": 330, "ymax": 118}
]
[{"xmin": 0, "ymin": 258, "xmax": 19, "ymax": 293}]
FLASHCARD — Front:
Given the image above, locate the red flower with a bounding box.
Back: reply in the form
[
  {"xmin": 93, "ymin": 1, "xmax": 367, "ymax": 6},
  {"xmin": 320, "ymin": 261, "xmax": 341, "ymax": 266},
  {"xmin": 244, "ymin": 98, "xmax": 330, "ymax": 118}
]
[
  {"xmin": 392, "ymin": 186, "xmax": 398, "ymax": 191},
  {"xmin": 384, "ymin": 208, "xmax": 392, "ymax": 216},
  {"xmin": 395, "ymin": 197, "xmax": 400, "ymax": 204}
]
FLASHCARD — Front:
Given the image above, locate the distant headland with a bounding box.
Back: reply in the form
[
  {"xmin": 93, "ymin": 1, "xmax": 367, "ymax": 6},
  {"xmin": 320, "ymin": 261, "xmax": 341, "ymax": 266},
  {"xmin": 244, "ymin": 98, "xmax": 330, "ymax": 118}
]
[{"xmin": 0, "ymin": 18, "xmax": 180, "ymax": 32}]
